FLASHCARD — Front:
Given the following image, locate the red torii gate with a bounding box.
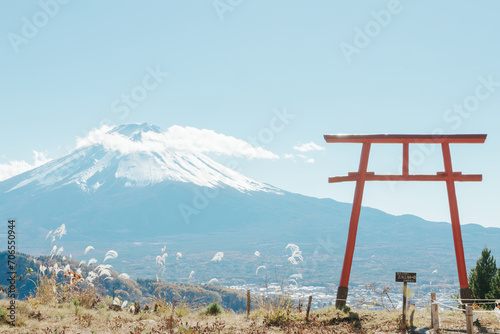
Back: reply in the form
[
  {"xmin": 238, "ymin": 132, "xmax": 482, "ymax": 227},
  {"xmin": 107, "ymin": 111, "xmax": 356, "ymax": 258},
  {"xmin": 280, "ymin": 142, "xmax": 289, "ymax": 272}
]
[{"xmin": 323, "ymin": 134, "xmax": 487, "ymax": 308}]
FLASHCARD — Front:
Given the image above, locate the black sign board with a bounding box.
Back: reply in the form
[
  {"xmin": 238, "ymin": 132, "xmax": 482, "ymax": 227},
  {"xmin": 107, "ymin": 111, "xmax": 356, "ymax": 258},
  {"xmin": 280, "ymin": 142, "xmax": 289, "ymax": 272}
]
[{"xmin": 395, "ymin": 272, "xmax": 417, "ymax": 283}]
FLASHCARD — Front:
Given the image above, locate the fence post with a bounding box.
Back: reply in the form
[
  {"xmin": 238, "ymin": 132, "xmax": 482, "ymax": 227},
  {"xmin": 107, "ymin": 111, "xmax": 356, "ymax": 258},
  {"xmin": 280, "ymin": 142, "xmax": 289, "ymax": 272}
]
[
  {"xmin": 409, "ymin": 303, "xmax": 415, "ymax": 328},
  {"xmin": 430, "ymin": 292, "xmax": 434, "ymax": 329},
  {"xmin": 247, "ymin": 290, "xmax": 251, "ymax": 318},
  {"xmin": 402, "ymin": 281, "xmax": 407, "ymax": 332},
  {"xmin": 466, "ymin": 304, "xmax": 473, "ymax": 334},
  {"xmin": 306, "ymin": 295, "xmax": 312, "ymax": 322},
  {"xmin": 431, "ymin": 292, "xmax": 439, "ymax": 330}
]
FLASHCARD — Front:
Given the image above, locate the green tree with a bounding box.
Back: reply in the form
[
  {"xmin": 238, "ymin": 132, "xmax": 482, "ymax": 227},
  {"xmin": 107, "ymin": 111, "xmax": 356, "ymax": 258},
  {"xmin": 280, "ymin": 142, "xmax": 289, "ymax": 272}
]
[
  {"xmin": 485, "ymin": 269, "xmax": 500, "ymax": 300},
  {"xmin": 468, "ymin": 247, "xmax": 497, "ymax": 302}
]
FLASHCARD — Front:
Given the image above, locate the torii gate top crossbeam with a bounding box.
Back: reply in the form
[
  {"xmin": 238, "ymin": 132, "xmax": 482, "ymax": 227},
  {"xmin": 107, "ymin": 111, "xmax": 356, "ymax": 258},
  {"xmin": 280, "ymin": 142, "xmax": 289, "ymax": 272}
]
[
  {"xmin": 324, "ymin": 134, "xmax": 486, "ymax": 144},
  {"xmin": 324, "ymin": 134, "xmax": 486, "ymax": 183}
]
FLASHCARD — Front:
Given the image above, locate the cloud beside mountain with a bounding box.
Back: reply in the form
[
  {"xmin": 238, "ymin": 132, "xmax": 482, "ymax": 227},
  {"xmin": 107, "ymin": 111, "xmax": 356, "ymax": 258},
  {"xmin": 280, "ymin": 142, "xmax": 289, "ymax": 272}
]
[
  {"xmin": 0, "ymin": 151, "xmax": 52, "ymax": 182},
  {"xmin": 77, "ymin": 124, "xmax": 279, "ymax": 160},
  {"xmin": 0, "ymin": 124, "xmax": 279, "ymax": 182}
]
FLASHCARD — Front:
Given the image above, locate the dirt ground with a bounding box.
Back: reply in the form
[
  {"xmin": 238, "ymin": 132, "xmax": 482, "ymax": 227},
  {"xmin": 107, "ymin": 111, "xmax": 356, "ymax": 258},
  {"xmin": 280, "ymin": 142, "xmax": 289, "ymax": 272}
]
[{"xmin": 1, "ymin": 299, "xmax": 500, "ymax": 333}]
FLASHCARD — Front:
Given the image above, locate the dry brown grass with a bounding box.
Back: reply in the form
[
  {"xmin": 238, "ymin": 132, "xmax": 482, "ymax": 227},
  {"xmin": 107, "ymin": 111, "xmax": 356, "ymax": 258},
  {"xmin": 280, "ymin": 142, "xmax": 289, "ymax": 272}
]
[
  {"xmin": 1, "ymin": 298, "xmax": 500, "ymax": 333},
  {"xmin": 256, "ymin": 293, "xmax": 296, "ymax": 326},
  {"xmin": 30, "ymin": 274, "xmax": 59, "ymax": 306},
  {"xmin": 27, "ymin": 273, "xmax": 103, "ymax": 309}
]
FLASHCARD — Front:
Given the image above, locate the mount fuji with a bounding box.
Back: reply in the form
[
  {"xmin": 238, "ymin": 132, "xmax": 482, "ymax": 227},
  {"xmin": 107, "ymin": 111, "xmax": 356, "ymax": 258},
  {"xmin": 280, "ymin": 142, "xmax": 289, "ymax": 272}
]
[
  {"xmin": 0, "ymin": 123, "xmax": 289, "ymax": 239},
  {"xmin": 7, "ymin": 123, "xmax": 281, "ymax": 194},
  {"xmin": 1, "ymin": 123, "xmax": 500, "ymax": 286}
]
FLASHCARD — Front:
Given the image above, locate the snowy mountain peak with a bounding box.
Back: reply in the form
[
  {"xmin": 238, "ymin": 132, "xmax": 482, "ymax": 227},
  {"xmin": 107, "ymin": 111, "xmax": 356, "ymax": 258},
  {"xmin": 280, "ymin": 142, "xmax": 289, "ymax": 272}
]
[
  {"xmin": 108, "ymin": 123, "xmax": 162, "ymax": 142},
  {"xmin": 4, "ymin": 124, "xmax": 282, "ymax": 195}
]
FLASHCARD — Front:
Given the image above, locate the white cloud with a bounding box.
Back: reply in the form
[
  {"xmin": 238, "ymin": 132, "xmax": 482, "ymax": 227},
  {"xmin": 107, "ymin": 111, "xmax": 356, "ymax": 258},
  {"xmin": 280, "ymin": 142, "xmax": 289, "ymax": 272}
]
[
  {"xmin": 75, "ymin": 125, "xmax": 114, "ymax": 149},
  {"xmin": 283, "ymin": 153, "xmax": 314, "ymax": 163},
  {"xmin": 0, "ymin": 124, "xmax": 279, "ymax": 182},
  {"xmin": 77, "ymin": 125, "xmax": 279, "ymax": 160},
  {"xmin": 0, "ymin": 151, "xmax": 52, "ymax": 181},
  {"xmin": 293, "ymin": 141, "xmax": 325, "ymax": 152}
]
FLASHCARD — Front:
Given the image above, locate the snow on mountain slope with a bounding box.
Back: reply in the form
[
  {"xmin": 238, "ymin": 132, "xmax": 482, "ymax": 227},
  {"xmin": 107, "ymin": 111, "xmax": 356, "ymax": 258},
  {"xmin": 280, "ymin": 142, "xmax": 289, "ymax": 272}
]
[{"xmin": 6, "ymin": 123, "xmax": 282, "ymax": 194}]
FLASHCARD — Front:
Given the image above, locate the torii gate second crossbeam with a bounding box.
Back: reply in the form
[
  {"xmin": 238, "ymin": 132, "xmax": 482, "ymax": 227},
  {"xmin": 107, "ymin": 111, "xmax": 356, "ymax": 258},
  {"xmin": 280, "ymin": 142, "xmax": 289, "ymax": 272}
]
[{"xmin": 324, "ymin": 134, "xmax": 487, "ymax": 308}]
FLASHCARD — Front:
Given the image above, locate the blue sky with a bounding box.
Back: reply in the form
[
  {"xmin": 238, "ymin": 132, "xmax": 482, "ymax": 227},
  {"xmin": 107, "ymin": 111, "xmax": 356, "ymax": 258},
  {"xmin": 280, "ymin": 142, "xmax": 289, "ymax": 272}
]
[{"xmin": 1, "ymin": 1, "xmax": 499, "ymax": 227}]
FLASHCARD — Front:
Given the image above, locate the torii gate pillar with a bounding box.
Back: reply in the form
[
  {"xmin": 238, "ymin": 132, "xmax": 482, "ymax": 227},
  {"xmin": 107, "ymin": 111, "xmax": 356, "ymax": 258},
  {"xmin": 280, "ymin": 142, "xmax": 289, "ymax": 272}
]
[{"xmin": 323, "ymin": 134, "xmax": 486, "ymax": 308}]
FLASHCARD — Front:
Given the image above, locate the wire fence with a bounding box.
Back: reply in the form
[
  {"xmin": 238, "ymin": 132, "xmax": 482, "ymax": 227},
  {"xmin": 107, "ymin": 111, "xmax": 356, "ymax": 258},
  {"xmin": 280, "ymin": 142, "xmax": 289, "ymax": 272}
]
[
  {"xmin": 244, "ymin": 287, "xmax": 500, "ymax": 332},
  {"xmin": 430, "ymin": 297, "xmax": 500, "ymax": 333}
]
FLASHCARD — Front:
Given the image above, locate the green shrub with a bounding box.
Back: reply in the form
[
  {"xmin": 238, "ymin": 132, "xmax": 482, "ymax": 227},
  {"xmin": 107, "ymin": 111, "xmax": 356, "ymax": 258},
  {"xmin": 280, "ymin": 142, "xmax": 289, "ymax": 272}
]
[
  {"xmin": 206, "ymin": 302, "xmax": 222, "ymax": 316},
  {"xmin": 175, "ymin": 302, "xmax": 191, "ymax": 317},
  {"xmin": 469, "ymin": 247, "xmax": 500, "ymax": 308},
  {"xmin": 0, "ymin": 306, "xmax": 7, "ymax": 324}
]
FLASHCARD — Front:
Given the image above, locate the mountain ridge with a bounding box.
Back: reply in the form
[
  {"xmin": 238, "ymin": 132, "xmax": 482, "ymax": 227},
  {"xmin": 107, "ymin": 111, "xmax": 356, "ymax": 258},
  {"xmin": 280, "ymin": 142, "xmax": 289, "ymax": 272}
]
[
  {"xmin": 1, "ymin": 123, "xmax": 499, "ymax": 288},
  {"xmin": 4, "ymin": 123, "xmax": 282, "ymax": 195}
]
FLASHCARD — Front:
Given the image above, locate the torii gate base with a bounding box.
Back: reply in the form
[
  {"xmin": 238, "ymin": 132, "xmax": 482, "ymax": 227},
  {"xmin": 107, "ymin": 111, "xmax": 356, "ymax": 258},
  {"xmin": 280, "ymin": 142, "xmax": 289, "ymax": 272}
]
[{"xmin": 323, "ymin": 134, "xmax": 486, "ymax": 308}]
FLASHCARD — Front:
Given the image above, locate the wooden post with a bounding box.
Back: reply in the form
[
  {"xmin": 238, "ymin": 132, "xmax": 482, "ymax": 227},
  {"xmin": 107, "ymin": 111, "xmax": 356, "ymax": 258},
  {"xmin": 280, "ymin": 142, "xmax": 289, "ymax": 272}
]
[
  {"xmin": 431, "ymin": 292, "xmax": 439, "ymax": 330},
  {"xmin": 430, "ymin": 292, "xmax": 435, "ymax": 328},
  {"xmin": 402, "ymin": 281, "xmax": 407, "ymax": 332},
  {"xmin": 171, "ymin": 300, "xmax": 176, "ymax": 319},
  {"xmin": 247, "ymin": 290, "xmax": 251, "ymax": 318},
  {"xmin": 409, "ymin": 303, "xmax": 415, "ymax": 328},
  {"xmin": 466, "ymin": 305, "xmax": 473, "ymax": 334},
  {"xmin": 306, "ymin": 295, "xmax": 312, "ymax": 322}
]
